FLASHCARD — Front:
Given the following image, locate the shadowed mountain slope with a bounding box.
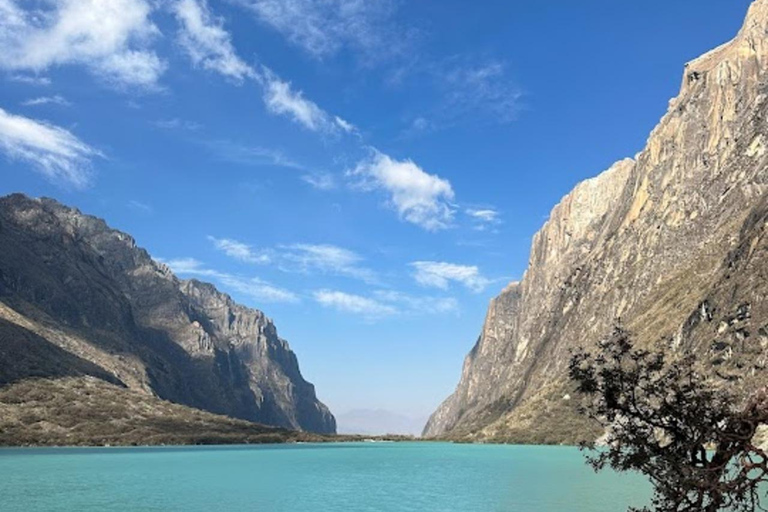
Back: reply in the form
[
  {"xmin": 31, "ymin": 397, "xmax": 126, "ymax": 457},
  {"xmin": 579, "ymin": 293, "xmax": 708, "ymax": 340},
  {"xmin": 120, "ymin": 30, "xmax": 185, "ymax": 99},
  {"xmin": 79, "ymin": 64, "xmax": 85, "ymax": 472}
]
[{"xmin": 0, "ymin": 194, "xmax": 335, "ymax": 436}]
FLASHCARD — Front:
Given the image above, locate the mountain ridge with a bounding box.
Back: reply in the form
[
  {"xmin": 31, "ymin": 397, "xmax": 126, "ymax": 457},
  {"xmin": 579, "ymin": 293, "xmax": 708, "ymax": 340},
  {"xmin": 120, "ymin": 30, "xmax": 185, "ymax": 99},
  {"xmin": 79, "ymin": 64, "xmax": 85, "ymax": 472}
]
[
  {"xmin": 0, "ymin": 193, "xmax": 335, "ymax": 435},
  {"xmin": 425, "ymin": 0, "xmax": 768, "ymax": 442}
]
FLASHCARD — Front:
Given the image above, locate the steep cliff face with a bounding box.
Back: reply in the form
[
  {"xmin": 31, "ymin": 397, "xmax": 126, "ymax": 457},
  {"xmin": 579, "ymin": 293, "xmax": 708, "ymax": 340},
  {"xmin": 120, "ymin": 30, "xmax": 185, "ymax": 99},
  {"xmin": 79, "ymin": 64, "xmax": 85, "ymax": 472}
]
[
  {"xmin": 0, "ymin": 194, "xmax": 335, "ymax": 434},
  {"xmin": 425, "ymin": 0, "xmax": 768, "ymax": 441}
]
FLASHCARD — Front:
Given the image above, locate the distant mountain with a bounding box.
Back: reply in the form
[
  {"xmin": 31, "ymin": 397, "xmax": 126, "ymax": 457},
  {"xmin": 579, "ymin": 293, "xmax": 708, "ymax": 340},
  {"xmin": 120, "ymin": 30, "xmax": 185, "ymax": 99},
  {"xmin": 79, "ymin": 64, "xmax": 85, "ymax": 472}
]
[
  {"xmin": 336, "ymin": 409, "xmax": 426, "ymax": 436},
  {"xmin": 0, "ymin": 194, "xmax": 335, "ymax": 442},
  {"xmin": 426, "ymin": 0, "xmax": 768, "ymax": 442}
]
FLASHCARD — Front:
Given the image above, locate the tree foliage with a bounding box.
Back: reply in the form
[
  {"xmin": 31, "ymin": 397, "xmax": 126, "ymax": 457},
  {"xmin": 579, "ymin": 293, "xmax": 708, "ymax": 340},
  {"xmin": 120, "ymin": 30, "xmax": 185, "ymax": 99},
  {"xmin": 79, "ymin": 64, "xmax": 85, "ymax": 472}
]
[{"xmin": 569, "ymin": 327, "xmax": 768, "ymax": 512}]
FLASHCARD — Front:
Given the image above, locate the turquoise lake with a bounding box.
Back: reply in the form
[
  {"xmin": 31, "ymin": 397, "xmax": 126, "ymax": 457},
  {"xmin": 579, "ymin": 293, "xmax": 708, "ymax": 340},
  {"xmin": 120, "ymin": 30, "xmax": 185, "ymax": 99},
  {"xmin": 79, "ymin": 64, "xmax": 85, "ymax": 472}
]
[{"xmin": 0, "ymin": 442, "xmax": 651, "ymax": 511}]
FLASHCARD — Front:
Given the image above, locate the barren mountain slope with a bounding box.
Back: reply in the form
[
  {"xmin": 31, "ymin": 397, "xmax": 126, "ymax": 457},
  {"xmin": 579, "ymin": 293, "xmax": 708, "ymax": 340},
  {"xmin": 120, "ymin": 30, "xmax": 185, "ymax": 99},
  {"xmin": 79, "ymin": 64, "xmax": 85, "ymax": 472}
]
[
  {"xmin": 0, "ymin": 194, "xmax": 335, "ymax": 435},
  {"xmin": 426, "ymin": 0, "xmax": 768, "ymax": 442}
]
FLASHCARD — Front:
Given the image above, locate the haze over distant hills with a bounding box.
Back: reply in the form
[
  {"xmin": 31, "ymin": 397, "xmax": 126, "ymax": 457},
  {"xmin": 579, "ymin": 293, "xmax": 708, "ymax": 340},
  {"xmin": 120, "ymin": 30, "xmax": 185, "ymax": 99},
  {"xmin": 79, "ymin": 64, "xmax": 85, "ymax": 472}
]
[{"xmin": 336, "ymin": 409, "xmax": 427, "ymax": 437}]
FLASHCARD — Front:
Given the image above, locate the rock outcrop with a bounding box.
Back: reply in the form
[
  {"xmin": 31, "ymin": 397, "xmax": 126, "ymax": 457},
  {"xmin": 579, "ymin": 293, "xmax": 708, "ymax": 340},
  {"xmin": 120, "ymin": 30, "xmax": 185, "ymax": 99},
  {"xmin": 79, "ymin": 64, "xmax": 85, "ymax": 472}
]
[
  {"xmin": 425, "ymin": 0, "xmax": 768, "ymax": 442},
  {"xmin": 0, "ymin": 194, "xmax": 335, "ymax": 434}
]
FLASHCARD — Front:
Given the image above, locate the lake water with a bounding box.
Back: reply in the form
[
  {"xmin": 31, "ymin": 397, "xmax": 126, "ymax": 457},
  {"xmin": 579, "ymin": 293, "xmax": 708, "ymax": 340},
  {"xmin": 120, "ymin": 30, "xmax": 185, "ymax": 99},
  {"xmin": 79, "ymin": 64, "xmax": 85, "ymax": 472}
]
[{"xmin": 0, "ymin": 442, "xmax": 650, "ymax": 511}]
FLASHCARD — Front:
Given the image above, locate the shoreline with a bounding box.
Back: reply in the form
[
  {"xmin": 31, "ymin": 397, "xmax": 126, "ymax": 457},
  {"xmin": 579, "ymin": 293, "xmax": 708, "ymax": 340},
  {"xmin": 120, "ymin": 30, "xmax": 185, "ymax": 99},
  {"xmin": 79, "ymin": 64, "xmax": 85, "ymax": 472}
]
[{"xmin": 0, "ymin": 438, "xmax": 594, "ymax": 450}]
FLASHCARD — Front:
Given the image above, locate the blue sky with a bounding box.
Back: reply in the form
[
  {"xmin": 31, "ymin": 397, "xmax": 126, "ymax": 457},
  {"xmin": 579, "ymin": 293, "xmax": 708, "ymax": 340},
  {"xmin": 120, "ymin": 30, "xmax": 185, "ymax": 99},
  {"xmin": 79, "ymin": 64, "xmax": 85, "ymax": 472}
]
[{"xmin": 0, "ymin": 0, "xmax": 751, "ymax": 424}]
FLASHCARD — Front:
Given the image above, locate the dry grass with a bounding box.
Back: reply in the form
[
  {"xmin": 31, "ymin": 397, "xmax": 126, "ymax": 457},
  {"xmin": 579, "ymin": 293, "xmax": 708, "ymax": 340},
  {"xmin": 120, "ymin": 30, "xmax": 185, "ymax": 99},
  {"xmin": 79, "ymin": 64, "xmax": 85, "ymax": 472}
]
[{"xmin": 0, "ymin": 376, "xmax": 417, "ymax": 446}]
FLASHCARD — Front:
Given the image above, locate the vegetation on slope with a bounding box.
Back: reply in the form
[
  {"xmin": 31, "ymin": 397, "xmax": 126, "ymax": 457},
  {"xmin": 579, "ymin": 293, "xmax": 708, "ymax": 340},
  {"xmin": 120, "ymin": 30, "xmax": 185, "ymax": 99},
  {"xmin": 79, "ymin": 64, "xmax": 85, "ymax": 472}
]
[{"xmin": 571, "ymin": 328, "xmax": 768, "ymax": 512}]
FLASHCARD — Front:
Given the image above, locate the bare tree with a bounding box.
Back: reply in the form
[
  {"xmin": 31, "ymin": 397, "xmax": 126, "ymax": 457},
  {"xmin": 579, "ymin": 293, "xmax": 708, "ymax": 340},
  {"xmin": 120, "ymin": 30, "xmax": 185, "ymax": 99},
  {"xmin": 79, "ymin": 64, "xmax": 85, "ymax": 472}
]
[{"xmin": 569, "ymin": 327, "xmax": 768, "ymax": 512}]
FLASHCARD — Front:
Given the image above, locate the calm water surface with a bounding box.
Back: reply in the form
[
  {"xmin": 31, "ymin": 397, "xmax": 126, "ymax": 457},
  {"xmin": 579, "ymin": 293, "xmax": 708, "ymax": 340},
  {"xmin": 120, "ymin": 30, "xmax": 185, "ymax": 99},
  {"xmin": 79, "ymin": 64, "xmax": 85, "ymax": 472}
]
[{"xmin": 0, "ymin": 442, "xmax": 650, "ymax": 511}]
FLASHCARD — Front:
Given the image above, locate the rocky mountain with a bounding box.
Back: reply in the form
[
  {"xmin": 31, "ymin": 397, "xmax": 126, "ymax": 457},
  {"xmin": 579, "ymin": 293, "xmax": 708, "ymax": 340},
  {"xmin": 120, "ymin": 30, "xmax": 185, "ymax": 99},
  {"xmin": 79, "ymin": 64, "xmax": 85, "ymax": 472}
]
[
  {"xmin": 0, "ymin": 193, "xmax": 336, "ymax": 436},
  {"xmin": 425, "ymin": 0, "xmax": 768, "ymax": 443}
]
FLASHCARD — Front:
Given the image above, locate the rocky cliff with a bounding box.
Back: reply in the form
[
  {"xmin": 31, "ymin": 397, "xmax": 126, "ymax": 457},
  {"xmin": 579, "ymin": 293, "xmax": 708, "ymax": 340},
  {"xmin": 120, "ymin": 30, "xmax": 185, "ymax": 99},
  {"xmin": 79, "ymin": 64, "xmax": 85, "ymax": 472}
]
[
  {"xmin": 425, "ymin": 0, "xmax": 768, "ymax": 442},
  {"xmin": 0, "ymin": 194, "xmax": 335, "ymax": 434}
]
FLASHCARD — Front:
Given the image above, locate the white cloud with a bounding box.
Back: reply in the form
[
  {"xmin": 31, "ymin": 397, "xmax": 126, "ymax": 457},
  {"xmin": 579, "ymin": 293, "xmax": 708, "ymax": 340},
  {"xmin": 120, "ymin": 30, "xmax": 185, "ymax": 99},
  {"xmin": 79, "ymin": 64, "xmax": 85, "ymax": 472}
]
[
  {"xmin": 0, "ymin": 107, "xmax": 102, "ymax": 188},
  {"xmin": 348, "ymin": 149, "xmax": 455, "ymax": 231},
  {"xmin": 164, "ymin": 257, "xmax": 299, "ymax": 303},
  {"xmin": 0, "ymin": 0, "xmax": 165, "ymax": 89},
  {"xmin": 242, "ymin": 0, "xmax": 407, "ymax": 60},
  {"xmin": 208, "ymin": 236, "xmax": 270, "ymax": 264},
  {"xmin": 466, "ymin": 208, "xmax": 499, "ymax": 222},
  {"xmin": 301, "ymin": 173, "xmax": 336, "ymax": 190},
  {"xmin": 171, "ymin": 1, "xmax": 354, "ymax": 135},
  {"xmin": 466, "ymin": 207, "xmax": 501, "ymax": 231},
  {"xmin": 313, "ymin": 289, "xmax": 396, "ymax": 317},
  {"xmin": 334, "ymin": 116, "xmax": 356, "ymax": 133},
  {"xmin": 21, "ymin": 95, "xmax": 71, "ymax": 107},
  {"xmin": 261, "ymin": 67, "xmax": 340, "ymax": 133},
  {"xmin": 410, "ymin": 261, "xmax": 490, "ymax": 292},
  {"xmin": 173, "ymin": 0, "xmax": 257, "ymax": 82},
  {"xmin": 0, "ymin": 0, "xmax": 361, "ymax": 135}
]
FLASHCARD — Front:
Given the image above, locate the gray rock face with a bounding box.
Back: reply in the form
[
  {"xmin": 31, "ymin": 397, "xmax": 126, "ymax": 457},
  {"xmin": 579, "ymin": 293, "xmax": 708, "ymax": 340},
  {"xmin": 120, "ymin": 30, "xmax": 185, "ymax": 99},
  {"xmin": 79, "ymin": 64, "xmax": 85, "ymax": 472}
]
[
  {"xmin": 0, "ymin": 194, "xmax": 335, "ymax": 434},
  {"xmin": 425, "ymin": 0, "xmax": 768, "ymax": 441}
]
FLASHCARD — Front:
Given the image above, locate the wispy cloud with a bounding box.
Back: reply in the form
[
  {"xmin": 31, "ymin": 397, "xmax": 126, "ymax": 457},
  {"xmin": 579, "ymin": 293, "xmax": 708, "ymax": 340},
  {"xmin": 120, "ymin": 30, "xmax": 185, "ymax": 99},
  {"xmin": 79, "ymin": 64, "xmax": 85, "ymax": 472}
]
[
  {"xmin": 301, "ymin": 172, "xmax": 336, "ymax": 190},
  {"xmin": 465, "ymin": 207, "xmax": 502, "ymax": 231},
  {"xmin": 398, "ymin": 116, "xmax": 431, "ymax": 139},
  {"xmin": 313, "ymin": 289, "xmax": 397, "ymax": 317},
  {"xmin": 204, "ymin": 139, "xmax": 308, "ymax": 170},
  {"xmin": 241, "ymin": 0, "xmax": 412, "ymax": 62},
  {"xmin": 410, "ymin": 261, "xmax": 490, "ymax": 292},
  {"xmin": 441, "ymin": 59, "xmax": 522, "ymax": 124},
  {"xmin": 171, "ymin": 1, "xmax": 354, "ymax": 134},
  {"xmin": 21, "ymin": 95, "xmax": 71, "ymax": 107},
  {"xmin": 0, "ymin": 0, "xmax": 165, "ymax": 89},
  {"xmin": 152, "ymin": 118, "xmax": 202, "ymax": 131},
  {"xmin": 164, "ymin": 257, "xmax": 299, "ymax": 303},
  {"xmin": 261, "ymin": 68, "xmax": 327, "ymax": 130},
  {"xmin": 373, "ymin": 290, "xmax": 458, "ymax": 315},
  {"xmin": 173, "ymin": 0, "xmax": 257, "ymax": 82},
  {"xmin": 260, "ymin": 67, "xmax": 350, "ymax": 134},
  {"xmin": 279, "ymin": 243, "xmax": 378, "ymax": 283},
  {"xmin": 208, "ymin": 237, "xmax": 378, "ymax": 284},
  {"xmin": 465, "ymin": 208, "xmax": 499, "ymax": 222},
  {"xmin": 313, "ymin": 288, "xmax": 458, "ymax": 318},
  {"xmin": 8, "ymin": 74, "xmax": 51, "ymax": 86},
  {"xmin": 239, "ymin": 0, "xmax": 518, "ymax": 129},
  {"xmin": 334, "ymin": 116, "xmax": 356, "ymax": 134},
  {"xmin": 0, "ymin": 107, "xmax": 102, "ymax": 188},
  {"xmin": 397, "ymin": 57, "xmax": 522, "ymax": 133},
  {"xmin": 128, "ymin": 200, "xmax": 153, "ymax": 213},
  {"xmin": 348, "ymin": 149, "xmax": 455, "ymax": 231},
  {"xmin": 208, "ymin": 236, "xmax": 270, "ymax": 264},
  {"xmin": 96, "ymin": 50, "xmax": 166, "ymax": 90},
  {"xmin": 172, "ymin": 1, "xmax": 354, "ymax": 133}
]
